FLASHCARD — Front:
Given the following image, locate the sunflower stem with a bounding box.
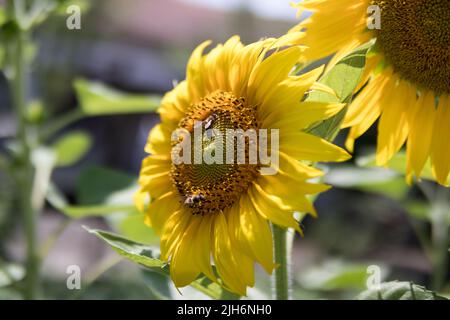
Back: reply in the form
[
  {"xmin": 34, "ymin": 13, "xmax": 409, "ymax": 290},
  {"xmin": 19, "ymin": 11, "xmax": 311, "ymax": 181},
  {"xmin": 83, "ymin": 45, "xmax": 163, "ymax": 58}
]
[
  {"xmin": 272, "ymin": 224, "xmax": 291, "ymax": 300},
  {"xmin": 8, "ymin": 5, "xmax": 40, "ymax": 299},
  {"xmin": 430, "ymin": 187, "xmax": 449, "ymax": 291}
]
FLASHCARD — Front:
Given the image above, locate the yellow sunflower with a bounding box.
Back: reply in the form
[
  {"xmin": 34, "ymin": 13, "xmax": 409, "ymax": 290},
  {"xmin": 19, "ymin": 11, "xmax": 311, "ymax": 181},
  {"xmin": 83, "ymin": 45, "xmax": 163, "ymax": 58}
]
[
  {"xmin": 291, "ymin": 0, "xmax": 450, "ymax": 185},
  {"xmin": 135, "ymin": 35, "xmax": 350, "ymax": 295}
]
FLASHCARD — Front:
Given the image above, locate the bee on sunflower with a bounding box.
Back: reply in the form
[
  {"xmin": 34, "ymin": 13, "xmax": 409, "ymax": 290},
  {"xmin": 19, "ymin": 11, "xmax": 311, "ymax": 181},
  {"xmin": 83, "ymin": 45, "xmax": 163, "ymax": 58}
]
[
  {"xmin": 135, "ymin": 35, "xmax": 350, "ymax": 295},
  {"xmin": 291, "ymin": 0, "xmax": 450, "ymax": 185}
]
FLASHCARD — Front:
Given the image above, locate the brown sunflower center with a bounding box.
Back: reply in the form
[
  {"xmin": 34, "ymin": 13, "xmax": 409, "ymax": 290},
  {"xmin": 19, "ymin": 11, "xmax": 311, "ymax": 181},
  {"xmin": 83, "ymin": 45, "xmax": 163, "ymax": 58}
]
[
  {"xmin": 171, "ymin": 91, "xmax": 260, "ymax": 215},
  {"xmin": 371, "ymin": 0, "xmax": 450, "ymax": 94}
]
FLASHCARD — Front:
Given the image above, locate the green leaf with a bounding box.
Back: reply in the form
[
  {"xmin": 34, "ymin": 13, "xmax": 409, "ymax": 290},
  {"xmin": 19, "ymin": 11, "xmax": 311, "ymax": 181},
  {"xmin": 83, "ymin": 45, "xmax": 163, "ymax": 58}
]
[
  {"xmin": 86, "ymin": 227, "xmax": 165, "ymax": 268},
  {"xmin": 116, "ymin": 212, "xmax": 159, "ymax": 245},
  {"xmin": 297, "ymin": 261, "xmax": 382, "ymax": 291},
  {"xmin": 141, "ymin": 270, "xmax": 173, "ymax": 300},
  {"xmin": 52, "ymin": 131, "xmax": 92, "ymax": 167},
  {"xmin": 74, "ymin": 79, "xmax": 161, "ymax": 116},
  {"xmin": 404, "ymin": 201, "xmax": 430, "ymax": 221},
  {"xmin": 324, "ymin": 165, "xmax": 408, "ymax": 200},
  {"xmin": 357, "ymin": 281, "xmax": 447, "ymax": 300},
  {"xmin": 76, "ymin": 166, "xmax": 136, "ymax": 205},
  {"xmin": 55, "ymin": 0, "xmax": 91, "ymax": 15},
  {"xmin": 31, "ymin": 147, "xmax": 57, "ymax": 212},
  {"xmin": 0, "ymin": 7, "xmax": 6, "ymax": 26},
  {"xmin": 59, "ymin": 204, "xmax": 136, "ymax": 219},
  {"xmin": 357, "ymin": 151, "xmax": 446, "ymax": 184},
  {"xmin": 0, "ymin": 264, "xmax": 25, "ymax": 288},
  {"xmin": 47, "ymin": 167, "xmax": 138, "ymax": 219},
  {"xmin": 50, "ymin": 166, "xmax": 158, "ymax": 244},
  {"xmin": 86, "ymin": 227, "xmax": 240, "ymax": 300},
  {"xmin": 307, "ymin": 40, "xmax": 375, "ymax": 140},
  {"xmin": 309, "ymin": 40, "xmax": 375, "ymax": 104}
]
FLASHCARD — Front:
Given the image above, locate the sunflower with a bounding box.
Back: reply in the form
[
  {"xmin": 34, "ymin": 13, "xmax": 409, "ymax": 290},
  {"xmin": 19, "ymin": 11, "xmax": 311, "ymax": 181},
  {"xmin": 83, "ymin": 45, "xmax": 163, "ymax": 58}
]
[
  {"xmin": 291, "ymin": 0, "xmax": 450, "ymax": 185},
  {"xmin": 135, "ymin": 35, "xmax": 350, "ymax": 295}
]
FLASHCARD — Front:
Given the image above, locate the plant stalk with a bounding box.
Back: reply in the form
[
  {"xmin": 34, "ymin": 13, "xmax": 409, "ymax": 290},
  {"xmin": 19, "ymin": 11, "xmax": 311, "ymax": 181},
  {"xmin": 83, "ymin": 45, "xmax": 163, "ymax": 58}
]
[
  {"xmin": 11, "ymin": 24, "xmax": 39, "ymax": 300},
  {"xmin": 272, "ymin": 224, "xmax": 291, "ymax": 300},
  {"xmin": 430, "ymin": 187, "xmax": 449, "ymax": 291}
]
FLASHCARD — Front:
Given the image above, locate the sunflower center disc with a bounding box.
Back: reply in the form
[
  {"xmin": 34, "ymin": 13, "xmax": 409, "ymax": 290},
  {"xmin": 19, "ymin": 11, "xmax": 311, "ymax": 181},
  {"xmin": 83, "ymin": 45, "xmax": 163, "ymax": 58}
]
[
  {"xmin": 372, "ymin": 0, "xmax": 450, "ymax": 94},
  {"xmin": 171, "ymin": 91, "xmax": 260, "ymax": 215}
]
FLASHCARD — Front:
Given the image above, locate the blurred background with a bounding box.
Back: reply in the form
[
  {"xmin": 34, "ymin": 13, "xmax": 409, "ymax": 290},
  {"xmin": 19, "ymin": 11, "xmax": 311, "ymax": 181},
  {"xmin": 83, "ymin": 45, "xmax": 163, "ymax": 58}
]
[{"xmin": 0, "ymin": 0, "xmax": 448, "ymax": 300}]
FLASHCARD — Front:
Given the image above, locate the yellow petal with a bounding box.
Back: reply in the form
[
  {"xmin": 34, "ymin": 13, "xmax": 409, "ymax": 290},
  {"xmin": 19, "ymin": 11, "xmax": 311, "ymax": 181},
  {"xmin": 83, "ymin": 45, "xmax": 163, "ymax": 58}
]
[
  {"xmin": 431, "ymin": 95, "xmax": 450, "ymax": 185},
  {"xmin": 146, "ymin": 191, "xmax": 180, "ymax": 235},
  {"xmin": 134, "ymin": 189, "xmax": 148, "ymax": 213},
  {"xmin": 309, "ymin": 82, "xmax": 337, "ymax": 98},
  {"xmin": 290, "ymin": 0, "xmax": 369, "ymax": 61},
  {"xmin": 160, "ymin": 209, "xmax": 191, "ymax": 261},
  {"xmin": 212, "ymin": 213, "xmax": 249, "ymax": 295},
  {"xmin": 264, "ymin": 101, "xmax": 345, "ymax": 130},
  {"xmin": 187, "ymin": 40, "xmax": 211, "ymax": 102},
  {"xmin": 145, "ymin": 123, "xmax": 173, "ymax": 156},
  {"xmin": 280, "ymin": 131, "xmax": 351, "ymax": 162},
  {"xmin": 247, "ymin": 46, "xmax": 302, "ymax": 114},
  {"xmin": 278, "ymin": 152, "xmax": 324, "ymax": 179},
  {"xmin": 203, "ymin": 36, "xmax": 243, "ymax": 93},
  {"xmin": 249, "ymin": 183, "xmax": 303, "ymax": 233},
  {"xmin": 406, "ymin": 91, "xmax": 437, "ymax": 179},
  {"xmin": 226, "ymin": 204, "xmax": 253, "ymax": 258},
  {"xmin": 170, "ymin": 217, "xmax": 202, "ymax": 287},
  {"xmin": 256, "ymin": 175, "xmax": 322, "ymax": 217},
  {"xmin": 192, "ymin": 214, "xmax": 217, "ymax": 282},
  {"xmin": 344, "ymin": 69, "xmax": 393, "ymax": 152},
  {"xmin": 343, "ymin": 69, "xmax": 392, "ymax": 128},
  {"xmin": 158, "ymin": 81, "xmax": 191, "ymax": 125},
  {"xmin": 376, "ymin": 78, "xmax": 413, "ymax": 165},
  {"xmin": 259, "ymin": 66, "xmax": 325, "ymax": 121},
  {"xmin": 139, "ymin": 155, "xmax": 171, "ymax": 175},
  {"xmin": 240, "ymin": 195, "xmax": 275, "ymax": 273},
  {"xmin": 138, "ymin": 170, "xmax": 173, "ymax": 199}
]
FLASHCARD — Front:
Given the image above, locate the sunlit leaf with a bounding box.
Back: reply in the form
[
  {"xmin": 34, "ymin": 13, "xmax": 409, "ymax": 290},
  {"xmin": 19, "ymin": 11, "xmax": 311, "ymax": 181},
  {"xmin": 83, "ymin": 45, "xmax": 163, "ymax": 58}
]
[
  {"xmin": 116, "ymin": 212, "xmax": 159, "ymax": 245},
  {"xmin": 297, "ymin": 260, "xmax": 386, "ymax": 291},
  {"xmin": 76, "ymin": 166, "xmax": 136, "ymax": 205},
  {"xmin": 141, "ymin": 270, "xmax": 173, "ymax": 300},
  {"xmin": 357, "ymin": 151, "xmax": 446, "ymax": 184},
  {"xmin": 74, "ymin": 79, "xmax": 161, "ymax": 116},
  {"xmin": 52, "ymin": 131, "xmax": 92, "ymax": 167},
  {"xmin": 357, "ymin": 281, "xmax": 447, "ymax": 300},
  {"xmin": 404, "ymin": 201, "xmax": 430, "ymax": 221},
  {"xmin": 47, "ymin": 167, "xmax": 137, "ymax": 218},
  {"xmin": 86, "ymin": 227, "xmax": 240, "ymax": 300},
  {"xmin": 324, "ymin": 166, "xmax": 408, "ymax": 200},
  {"xmin": 59, "ymin": 204, "xmax": 136, "ymax": 218},
  {"xmin": 0, "ymin": 264, "xmax": 25, "ymax": 288},
  {"xmin": 0, "ymin": 7, "xmax": 6, "ymax": 26},
  {"xmin": 307, "ymin": 40, "xmax": 375, "ymax": 140},
  {"xmin": 55, "ymin": 0, "xmax": 91, "ymax": 15}
]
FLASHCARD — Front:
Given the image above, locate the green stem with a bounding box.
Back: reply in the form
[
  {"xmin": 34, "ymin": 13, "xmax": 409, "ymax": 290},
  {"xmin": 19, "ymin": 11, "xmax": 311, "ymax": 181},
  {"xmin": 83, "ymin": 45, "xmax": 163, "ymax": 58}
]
[
  {"xmin": 272, "ymin": 224, "xmax": 291, "ymax": 300},
  {"xmin": 10, "ymin": 22, "xmax": 39, "ymax": 300},
  {"xmin": 418, "ymin": 182, "xmax": 449, "ymax": 291},
  {"xmin": 430, "ymin": 188, "xmax": 449, "ymax": 291},
  {"xmin": 40, "ymin": 108, "xmax": 85, "ymax": 141},
  {"xmin": 70, "ymin": 255, "xmax": 123, "ymax": 300}
]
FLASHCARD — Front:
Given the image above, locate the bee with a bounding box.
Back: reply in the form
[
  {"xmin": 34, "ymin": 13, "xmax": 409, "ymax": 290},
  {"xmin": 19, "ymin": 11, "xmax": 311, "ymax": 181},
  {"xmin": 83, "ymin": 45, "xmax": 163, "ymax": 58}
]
[
  {"xmin": 203, "ymin": 113, "xmax": 218, "ymax": 131},
  {"xmin": 184, "ymin": 193, "xmax": 206, "ymax": 207}
]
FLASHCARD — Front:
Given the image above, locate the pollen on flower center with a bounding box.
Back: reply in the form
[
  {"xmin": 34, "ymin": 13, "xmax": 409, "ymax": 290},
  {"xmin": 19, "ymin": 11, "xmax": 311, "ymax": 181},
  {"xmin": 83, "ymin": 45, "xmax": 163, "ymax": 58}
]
[
  {"xmin": 170, "ymin": 91, "xmax": 260, "ymax": 215},
  {"xmin": 372, "ymin": 0, "xmax": 450, "ymax": 94}
]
